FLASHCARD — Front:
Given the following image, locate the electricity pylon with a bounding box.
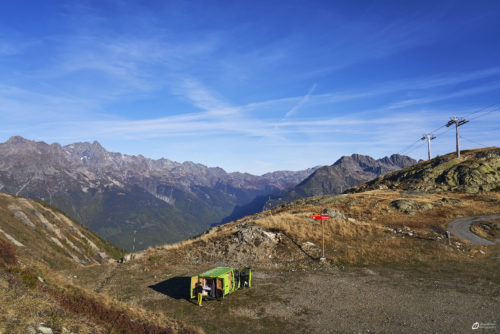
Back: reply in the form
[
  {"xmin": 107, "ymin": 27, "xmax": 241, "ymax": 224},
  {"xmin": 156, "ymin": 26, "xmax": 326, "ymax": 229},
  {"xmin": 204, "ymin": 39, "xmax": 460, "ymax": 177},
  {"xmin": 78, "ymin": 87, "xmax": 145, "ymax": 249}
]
[
  {"xmin": 445, "ymin": 117, "xmax": 469, "ymax": 158},
  {"xmin": 420, "ymin": 133, "xmax": 436, "ymax": 160}
]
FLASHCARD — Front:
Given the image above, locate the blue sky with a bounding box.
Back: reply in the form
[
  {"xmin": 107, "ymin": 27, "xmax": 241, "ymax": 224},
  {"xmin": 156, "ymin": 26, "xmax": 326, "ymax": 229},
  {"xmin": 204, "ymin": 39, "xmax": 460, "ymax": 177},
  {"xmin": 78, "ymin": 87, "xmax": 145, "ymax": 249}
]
[{"xmin": 1, "ymin": 0, "xmax": 499, "ymax": 174}]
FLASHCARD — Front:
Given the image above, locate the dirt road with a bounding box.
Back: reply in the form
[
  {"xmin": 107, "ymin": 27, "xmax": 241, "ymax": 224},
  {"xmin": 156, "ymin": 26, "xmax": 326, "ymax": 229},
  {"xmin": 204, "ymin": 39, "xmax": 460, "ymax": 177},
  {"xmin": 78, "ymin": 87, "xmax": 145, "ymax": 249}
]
[{"xmin": 448, "ymin": 215, "xmax": 500, "ymax": 245}]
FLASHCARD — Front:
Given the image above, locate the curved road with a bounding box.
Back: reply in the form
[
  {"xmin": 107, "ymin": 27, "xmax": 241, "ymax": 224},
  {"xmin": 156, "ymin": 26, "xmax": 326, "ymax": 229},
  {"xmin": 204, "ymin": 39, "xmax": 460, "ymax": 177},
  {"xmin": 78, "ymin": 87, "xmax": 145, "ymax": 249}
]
[{"xmin": 448, "ymin": 214, "xmax": 500, "ymax": 245}]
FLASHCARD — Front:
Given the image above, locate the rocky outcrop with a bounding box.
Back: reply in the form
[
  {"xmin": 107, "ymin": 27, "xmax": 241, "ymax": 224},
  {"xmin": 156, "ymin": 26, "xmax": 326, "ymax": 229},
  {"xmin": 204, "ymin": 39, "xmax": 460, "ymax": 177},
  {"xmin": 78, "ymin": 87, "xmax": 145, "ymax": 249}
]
[
  {"xmin": 390, "ymin": 199, "xmax": 433, "ymax": 215},
  {"xmin": 350, "ymin": 147, "xmax": 500, "ymax": 193}
]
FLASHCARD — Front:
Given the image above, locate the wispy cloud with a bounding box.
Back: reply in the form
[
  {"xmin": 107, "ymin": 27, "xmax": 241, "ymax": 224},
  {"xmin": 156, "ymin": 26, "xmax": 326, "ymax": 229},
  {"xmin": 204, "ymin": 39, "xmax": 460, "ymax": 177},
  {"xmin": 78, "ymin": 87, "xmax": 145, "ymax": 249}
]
[
  {"xmin": 411, "ymin": 66, "xmax": 500, "ymax": 89},
  {"xmin": 0, "ymin": 42, "xmax": 20, "ymax": 56},
  {"xmin": 2, "ymin": 0, "xmax": 500, "ymax": 173},
  {"xmin": 175, "ymin": 78, "xmax": 232, "ymax": 113},
  {"xmin": 388, "ymin": 81, "xmax": 500, "ymax": 109}
]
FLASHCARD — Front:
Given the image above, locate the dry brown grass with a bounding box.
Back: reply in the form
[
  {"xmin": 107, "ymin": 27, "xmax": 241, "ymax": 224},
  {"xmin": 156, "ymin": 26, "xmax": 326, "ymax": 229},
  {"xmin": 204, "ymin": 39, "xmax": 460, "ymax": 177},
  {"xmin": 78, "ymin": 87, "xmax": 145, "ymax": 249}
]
[
  {"xmin": 205, "ymin": 189, "xmax": 499, "ymax": 265},
  {"xmin": 285, "ymin": 189, "xmax": 500, "ymax": 229},
  {"xmin": 471, "ymin": 219, "xmax": 500, "ymax": 241},
  {"xmin": 0, "ymin": 269, "xmax": 107, "ymax": 333},
  {"xmin": 0, "ymin": 264, "xmax": 203, "ymax": 334},
  {"xmin": 121, "ymin": 189, "xmax": 499, "ymax": 269},
  {"xmin": 247, "ymin": 210, "xmax": 461, "ymax": 265}
]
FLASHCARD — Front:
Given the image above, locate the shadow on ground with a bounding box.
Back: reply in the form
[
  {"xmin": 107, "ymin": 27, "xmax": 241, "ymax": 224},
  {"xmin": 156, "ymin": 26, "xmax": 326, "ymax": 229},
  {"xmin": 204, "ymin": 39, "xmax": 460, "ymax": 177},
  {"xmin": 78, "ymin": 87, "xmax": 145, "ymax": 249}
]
[
  {"xmin": 271, "ymin": 228, "xmax": 318, "ymax": 261},
  {"xmin": 149, "ymin": 276, "xmax": 191, "ymax": 299}
]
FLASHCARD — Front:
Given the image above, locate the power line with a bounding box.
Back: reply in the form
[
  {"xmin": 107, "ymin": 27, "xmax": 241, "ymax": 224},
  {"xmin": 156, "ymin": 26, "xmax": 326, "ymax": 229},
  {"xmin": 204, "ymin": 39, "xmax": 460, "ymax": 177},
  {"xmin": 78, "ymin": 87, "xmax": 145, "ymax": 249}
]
[
  {"xmin": 468, "ymin": 106, "xmax": 500, "ymax": 121},
  {"xmin": 465, "ymin": 101, "xmax": 500, "ymax": 117},
  {"xmin": 397, "ymin": 101, "xmax": 499, "ymax": 158},
  {"xmin": 404, "ymin": 142, "xmax": 424, "ymax": 156},
  {"xmin": 429, "ymin": 124, "xmax": 446, "ymax": 135},
  {"xmin": 459, "ymin": 135, "xmax": 489, "ymax": 148},
  {"xmin": 399, "ymin": 139, "xmax": 422, "ymax": 155},
  {"xmin": 434, "ymin": 125, "xmax": 453, "ymax": 138}
]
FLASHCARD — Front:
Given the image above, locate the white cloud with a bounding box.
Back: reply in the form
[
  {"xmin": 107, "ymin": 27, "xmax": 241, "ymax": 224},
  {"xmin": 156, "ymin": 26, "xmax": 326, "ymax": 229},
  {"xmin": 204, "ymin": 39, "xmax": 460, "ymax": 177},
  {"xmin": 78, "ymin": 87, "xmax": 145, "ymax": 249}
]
[{"xmin": 176, "ymin": 78, "xmax": 232, "ymax": 113}]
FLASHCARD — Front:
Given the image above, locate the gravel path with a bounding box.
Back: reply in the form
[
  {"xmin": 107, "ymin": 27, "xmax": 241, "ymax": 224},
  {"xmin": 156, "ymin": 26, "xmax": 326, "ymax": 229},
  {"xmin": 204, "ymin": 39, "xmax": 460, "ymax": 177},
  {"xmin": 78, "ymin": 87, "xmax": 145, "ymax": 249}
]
[{"xmin": 448, "ymin": 215, "xmax": 500, "ymax": 245}]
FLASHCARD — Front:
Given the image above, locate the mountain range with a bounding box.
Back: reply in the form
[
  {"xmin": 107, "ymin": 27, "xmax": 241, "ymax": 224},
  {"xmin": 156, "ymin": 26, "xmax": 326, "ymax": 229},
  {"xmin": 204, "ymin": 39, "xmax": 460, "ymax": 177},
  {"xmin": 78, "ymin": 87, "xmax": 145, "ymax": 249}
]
[
  {"xmin": 0, "ymin": 136, "xmax": 416, "ymax": 250},
  {"xmin": 266, "ymin": 153, "xmax": 416, "ymax": 208},
  {"xmin": 0, "ymin": 136, "xmax": 316, "ymax": 250}
]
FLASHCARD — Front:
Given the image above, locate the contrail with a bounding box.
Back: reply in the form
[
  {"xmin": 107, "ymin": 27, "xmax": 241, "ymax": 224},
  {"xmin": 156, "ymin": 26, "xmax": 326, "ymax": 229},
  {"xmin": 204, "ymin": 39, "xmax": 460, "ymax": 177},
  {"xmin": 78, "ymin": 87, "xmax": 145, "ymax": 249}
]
[{"xmin": 285, "ymin": 83, "xmax": 317, "ymax": 118}]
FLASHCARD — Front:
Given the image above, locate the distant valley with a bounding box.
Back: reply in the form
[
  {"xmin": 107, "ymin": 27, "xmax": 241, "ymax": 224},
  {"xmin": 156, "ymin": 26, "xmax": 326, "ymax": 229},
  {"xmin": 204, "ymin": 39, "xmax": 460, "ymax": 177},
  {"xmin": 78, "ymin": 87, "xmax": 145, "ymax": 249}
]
[{"xmin": 0, "ymin": 136, "xmax": 316, "ymax": 250}]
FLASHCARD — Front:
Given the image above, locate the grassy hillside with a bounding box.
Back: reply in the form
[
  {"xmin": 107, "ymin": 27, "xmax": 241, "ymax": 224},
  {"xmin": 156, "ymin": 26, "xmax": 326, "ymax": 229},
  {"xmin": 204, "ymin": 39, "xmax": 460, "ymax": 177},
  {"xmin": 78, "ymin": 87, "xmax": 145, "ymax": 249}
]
[
  {"xmin": 0, "ymin": 192, "xmax": 126, "ymax": 270},
  {"xmin": 0, "ymin": 249, "xmax": 202, "ymax": 334},
  {"xmin": 132, "ymin": 189, "xmax": 500, "ymax": 268},
  {"xmin": 0, "ymin": 192, "xmax": 203, "ymax": 333}
]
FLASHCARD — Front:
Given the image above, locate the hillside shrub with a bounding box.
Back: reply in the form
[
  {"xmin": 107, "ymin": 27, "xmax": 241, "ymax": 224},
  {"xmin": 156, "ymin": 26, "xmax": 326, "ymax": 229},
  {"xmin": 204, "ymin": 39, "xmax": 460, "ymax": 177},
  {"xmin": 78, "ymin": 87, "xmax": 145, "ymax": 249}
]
[{"xmin": 0, "ymin": 238, "xmax": 17, "ymax": 267}]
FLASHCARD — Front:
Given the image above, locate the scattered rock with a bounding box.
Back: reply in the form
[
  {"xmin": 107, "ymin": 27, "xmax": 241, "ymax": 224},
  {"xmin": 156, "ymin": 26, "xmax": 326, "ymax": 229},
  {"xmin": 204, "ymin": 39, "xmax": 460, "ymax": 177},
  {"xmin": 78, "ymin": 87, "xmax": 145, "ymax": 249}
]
[
  {"xmin": 362, "ymin": 268, "xmax": 377, "ymax": 275},
  {"xmin": 479, "ymin": 250, "xmax": 485, "ymax": 255},
  {"xmin": 391, "ymin": 199, "xmax": 433, "ymax": 214},
  {"xmin": 118, "ymin": 253, "xmax": 133, "ymax": 263},
  {"xmin": 26, "ymin": 326, "xmax": 36, "ymax": 334},
  {"xmin": 237, "ymin": 227, "xmax": 278, "ymax": 245},
  {"xmin": 347, "ymin": 218, "xmax": 356, "ymax": 223},
  {"xmin": 420, "ymin": 203, "xmax": 433, "ymax": 210},
  {"xmin": 37, "ymin": 276, "xmax": 44, "ymax": 283},
  {"xmin": 37, "ymin": 323, "xmax": 53, "ymax": 334},
  {"xmin": 440, "ymin": 197, "xmax": 462, "ymax": 205},
  {"xmin": 391, "ymin": 199, "xmax": 415, "ymax": 213},
  {"xmin": 325, "ymin": 209, "xmax": 346, "ymax": 221},
  {"xmin": 302, "ymin": 241, "xmax": 317, "ymax": 248}
]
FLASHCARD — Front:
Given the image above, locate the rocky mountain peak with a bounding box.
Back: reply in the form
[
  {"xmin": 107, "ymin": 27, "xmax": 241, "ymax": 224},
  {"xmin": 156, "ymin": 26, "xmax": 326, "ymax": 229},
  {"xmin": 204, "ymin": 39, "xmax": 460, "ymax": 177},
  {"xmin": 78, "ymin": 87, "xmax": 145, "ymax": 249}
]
[
  {"xmin": 62, "ymin": 140, "xmax": 113, "ymax": 166},
  {"xmin": 6, "ymin": 136, "xmax": 32, "ymax": 145},
  {"xmin": 381, "ymin": 154, "xmax": 416, "ymax": 169},
  {"xmin": 266, "ymin": 153, "xmax": 416, "ymax": 208}
]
